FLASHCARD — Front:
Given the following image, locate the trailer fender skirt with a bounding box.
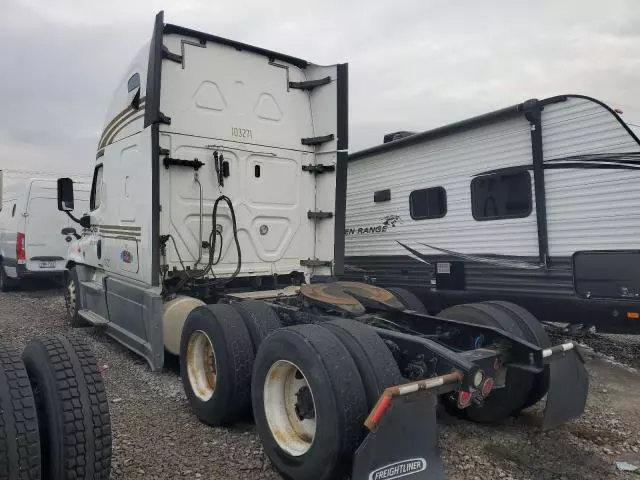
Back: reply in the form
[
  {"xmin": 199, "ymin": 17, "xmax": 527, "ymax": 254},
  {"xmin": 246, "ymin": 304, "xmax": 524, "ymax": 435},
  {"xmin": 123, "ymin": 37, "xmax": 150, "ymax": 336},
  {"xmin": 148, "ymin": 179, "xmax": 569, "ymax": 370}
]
[
  {"xmin": 352, "ymin": 393, "xmax": 444, "ymax": 480},
  {"xmin": 542, "ymin": 347, "xmax": 589, "ymax": 430}
]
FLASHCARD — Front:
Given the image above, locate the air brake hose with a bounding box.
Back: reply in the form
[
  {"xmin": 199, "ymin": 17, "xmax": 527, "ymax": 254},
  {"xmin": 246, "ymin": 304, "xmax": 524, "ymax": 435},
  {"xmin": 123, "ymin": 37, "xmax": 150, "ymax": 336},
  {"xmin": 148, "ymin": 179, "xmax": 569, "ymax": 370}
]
[
  {"xmin": 209, "ymin": 195, "xmax": 241, "ymax": 285},
  {"xmin": 170, "ymin": 194, "xmax": 241, "ymax": 294}
]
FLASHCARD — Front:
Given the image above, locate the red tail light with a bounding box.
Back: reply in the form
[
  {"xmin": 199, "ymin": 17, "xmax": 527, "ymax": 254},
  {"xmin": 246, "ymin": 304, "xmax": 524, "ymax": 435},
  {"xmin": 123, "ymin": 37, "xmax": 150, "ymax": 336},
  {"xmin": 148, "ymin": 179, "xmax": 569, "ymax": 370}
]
[
  {"xmin": 457, "ymin": 390, "xmax": 472, "ymax": 409},
  {"xmin": 481, "ymin": 378, "xmax": 494, "ymax": 398},
  {"xmin": 16, "ymin": 232, "xmax": 25, "ymax": 262}
]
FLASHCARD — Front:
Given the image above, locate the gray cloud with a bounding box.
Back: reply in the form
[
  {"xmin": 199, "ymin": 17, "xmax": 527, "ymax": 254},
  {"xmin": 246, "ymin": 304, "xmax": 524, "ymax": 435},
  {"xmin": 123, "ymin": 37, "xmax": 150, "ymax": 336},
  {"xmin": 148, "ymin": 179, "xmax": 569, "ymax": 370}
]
[{"xmin": 1, "ymin": 0, "xmax": 639, "ymax": 186}]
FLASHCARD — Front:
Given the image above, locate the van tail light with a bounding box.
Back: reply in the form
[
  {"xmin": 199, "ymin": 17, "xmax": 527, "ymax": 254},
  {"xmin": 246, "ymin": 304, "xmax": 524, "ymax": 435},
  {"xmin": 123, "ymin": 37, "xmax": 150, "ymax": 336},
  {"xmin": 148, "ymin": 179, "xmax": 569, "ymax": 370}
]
[{"xmin": 16, "ymin": 232, "xmax": 25, "ymax": 262}]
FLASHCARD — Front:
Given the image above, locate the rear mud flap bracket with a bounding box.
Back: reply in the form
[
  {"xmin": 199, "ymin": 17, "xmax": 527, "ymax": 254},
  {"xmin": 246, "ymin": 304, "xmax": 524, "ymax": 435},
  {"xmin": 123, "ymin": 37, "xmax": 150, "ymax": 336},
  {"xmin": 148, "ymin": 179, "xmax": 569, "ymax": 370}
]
[
  {"xmin": 352, "ymin": 393, "xmax": 445, "ymax": 480},
  {"xmin": 542, "ymin": 346, "xmax": 589, "ymax": 430}
]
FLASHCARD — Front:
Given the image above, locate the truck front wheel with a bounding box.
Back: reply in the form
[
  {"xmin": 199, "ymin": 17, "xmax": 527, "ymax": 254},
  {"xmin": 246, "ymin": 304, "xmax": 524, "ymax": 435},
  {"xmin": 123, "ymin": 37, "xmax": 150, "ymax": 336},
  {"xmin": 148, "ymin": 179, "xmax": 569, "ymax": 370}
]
[{"xmin": 65, "ymin": 268, "xmax": 86, "ymax": 327}]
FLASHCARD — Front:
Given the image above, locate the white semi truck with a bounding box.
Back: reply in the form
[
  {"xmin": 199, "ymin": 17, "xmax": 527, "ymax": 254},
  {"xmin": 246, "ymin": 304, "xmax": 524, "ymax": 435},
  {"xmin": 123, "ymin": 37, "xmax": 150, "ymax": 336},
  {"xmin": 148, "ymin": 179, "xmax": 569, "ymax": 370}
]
[{"xmin": 56, "ymin": 12, "xmax": 589, "ymax": 480}]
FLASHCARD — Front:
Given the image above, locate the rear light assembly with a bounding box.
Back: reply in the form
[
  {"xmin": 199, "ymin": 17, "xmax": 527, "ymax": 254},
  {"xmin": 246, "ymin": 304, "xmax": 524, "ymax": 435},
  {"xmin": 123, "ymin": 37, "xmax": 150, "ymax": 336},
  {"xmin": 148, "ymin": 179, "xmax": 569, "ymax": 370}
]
[
  {"xmin": 457, "ymin": 390, "xmax": 472, "ymax": 408},
  {"xmin": 16, "ymin": 232, "xmax": 25, "ymax": 262},
  {"xmin": 481, "ymin": 377, "xmax": 494, "ymax": 397}
]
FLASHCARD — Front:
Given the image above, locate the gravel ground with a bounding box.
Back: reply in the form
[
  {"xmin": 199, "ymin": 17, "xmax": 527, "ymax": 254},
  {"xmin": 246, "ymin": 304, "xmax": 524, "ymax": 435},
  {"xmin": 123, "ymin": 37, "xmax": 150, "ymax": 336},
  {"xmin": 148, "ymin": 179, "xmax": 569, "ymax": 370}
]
[{"xmin": 1, "ymin": 282, "xmax": 640, "ymax": 479}]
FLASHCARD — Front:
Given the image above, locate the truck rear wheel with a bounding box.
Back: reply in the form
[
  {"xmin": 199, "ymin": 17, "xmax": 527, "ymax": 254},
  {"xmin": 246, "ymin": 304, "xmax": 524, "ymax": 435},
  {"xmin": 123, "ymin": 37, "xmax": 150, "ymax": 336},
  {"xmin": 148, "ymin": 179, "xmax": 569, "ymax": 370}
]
[
  {"xmin": 232, "ymin": 300, "xmax": 282, "ymax": 353},
  {"xmin": 0, "ymin": 344, "xmax": 41, "ymax": 479},
  {"xmin": 439, "ymin": 303, "xmax": 533, "ymax": 423},
  {"xmin": 319, "ymin": 319, "xmax": 402, "ymax": 408},
  {"xmin": 252, "ymin": 324, "xmax": 368, "ymax": 480},
  {"xmin": 482, "ymin": 301, "xmax": 550, "ymax": 408},
  {"xmin": 22, "ymin": 335, "xmax": 111, "ymax": 479},
  {"xmin": 180, "ymin": 304, "xmax": 254, "ymax": 426},
  {"xmin": 386, "ymin": 287, "xmax": 427, "ymax": 313}
]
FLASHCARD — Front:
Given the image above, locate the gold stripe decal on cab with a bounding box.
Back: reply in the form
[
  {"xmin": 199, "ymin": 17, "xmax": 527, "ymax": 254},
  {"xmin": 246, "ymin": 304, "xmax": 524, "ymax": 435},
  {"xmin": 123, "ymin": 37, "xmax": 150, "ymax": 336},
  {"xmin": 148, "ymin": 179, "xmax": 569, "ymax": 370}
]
[{"xmin": 98, "ymin": 97, "xmax": 146, "ymax": 149}]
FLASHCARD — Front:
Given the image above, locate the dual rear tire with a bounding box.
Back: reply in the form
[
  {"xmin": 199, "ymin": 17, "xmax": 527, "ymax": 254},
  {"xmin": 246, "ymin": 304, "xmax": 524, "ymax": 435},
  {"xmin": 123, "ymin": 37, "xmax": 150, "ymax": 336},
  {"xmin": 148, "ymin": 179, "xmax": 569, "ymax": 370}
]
[
  {"xmin": 179, "ymin": 298, "xmax": 545, "ymax": 478},
  {"xmin": 180, "ymin": 303, "xmax": 402, "ymax": 480},
  {"xmin": 439, "ymin": 301, "xmax": 550, "ymax": 422}
]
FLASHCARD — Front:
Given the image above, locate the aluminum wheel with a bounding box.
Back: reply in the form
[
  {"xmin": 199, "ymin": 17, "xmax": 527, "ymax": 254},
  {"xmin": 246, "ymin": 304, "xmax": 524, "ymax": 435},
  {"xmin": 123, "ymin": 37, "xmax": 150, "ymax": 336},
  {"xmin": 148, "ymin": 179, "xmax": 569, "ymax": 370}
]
[
  {"xmin": 263, "ymin": 360, "xmax": 317, "ymax": 457},
  {"xmin": 186, "ymin": 330, "xmax": 217, "ymax": 402}
]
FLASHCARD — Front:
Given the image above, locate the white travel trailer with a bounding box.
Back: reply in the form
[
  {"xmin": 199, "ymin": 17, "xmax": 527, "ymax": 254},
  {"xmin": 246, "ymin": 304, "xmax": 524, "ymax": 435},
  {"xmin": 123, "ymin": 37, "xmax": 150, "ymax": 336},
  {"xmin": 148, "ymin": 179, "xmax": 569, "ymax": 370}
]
[
  {"xmin": 344, "ymin": 95, "xmax": 640, "ymax": 333},
  {"xmin": 55, "ymin": 13, "xmax": 589, "ymax": 480},
  {"xmin": 0, "ymin": 178, "xmax": 89, "ymax": 290}
]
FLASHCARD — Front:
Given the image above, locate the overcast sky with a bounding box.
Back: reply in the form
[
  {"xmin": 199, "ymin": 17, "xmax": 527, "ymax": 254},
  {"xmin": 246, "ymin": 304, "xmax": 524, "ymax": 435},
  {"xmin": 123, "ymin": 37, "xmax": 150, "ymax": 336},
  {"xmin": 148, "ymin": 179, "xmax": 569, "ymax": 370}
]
[{"xmin": 2, "ymin": 0, "xmax": 639, "ymax": 186}]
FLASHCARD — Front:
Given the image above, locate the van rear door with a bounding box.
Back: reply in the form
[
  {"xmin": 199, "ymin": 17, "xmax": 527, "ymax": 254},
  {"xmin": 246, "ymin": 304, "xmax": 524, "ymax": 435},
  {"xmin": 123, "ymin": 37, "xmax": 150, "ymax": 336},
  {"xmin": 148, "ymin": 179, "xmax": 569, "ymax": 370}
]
[{"xmin": 24, "ymin": 184, "xmax": 89, "ymax": 273}]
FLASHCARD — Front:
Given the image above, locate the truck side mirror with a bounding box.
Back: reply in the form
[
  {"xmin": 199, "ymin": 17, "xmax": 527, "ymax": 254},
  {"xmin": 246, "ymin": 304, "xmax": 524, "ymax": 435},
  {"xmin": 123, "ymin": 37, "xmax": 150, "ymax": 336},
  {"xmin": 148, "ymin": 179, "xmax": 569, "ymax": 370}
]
[{"xmin": 57, "ymin": 177, "xmax": 75, "ymax": 211}]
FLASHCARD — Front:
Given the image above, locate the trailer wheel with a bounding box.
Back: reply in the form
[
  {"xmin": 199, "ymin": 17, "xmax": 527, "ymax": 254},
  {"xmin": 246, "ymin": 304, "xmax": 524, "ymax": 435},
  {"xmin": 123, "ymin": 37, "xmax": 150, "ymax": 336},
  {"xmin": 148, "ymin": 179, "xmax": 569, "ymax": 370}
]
[
  {"xmin": 252, "ymin": 324, "xmax": 368, "ymax": 480},
  {"xmin": 320, "ymin": 319, "xmax": 403, "ymax": 408},
  {"xmin": 482, "ymin": 301, "xmax": 550, "ymax": 408},
  {"xmin": 65, "ymin": 268, "xmax": 87, "ymax": 327},
  {"xmin": 232, "ymin": 300, "xmax": 282, "ymax": 353},
  {"xmin": 386, "ymin": 287, "xmax": 427, "ymax": 313},
  {"xmin": 0, "ymin": 344, "xmax": 41, "ymax": 479},
  {"xmin": 180, "ymin": 304, "xmax": 254, "ymax": 426},
  {"xmin": 439, "ymin": 303, "xmax": 533, "ymax": 423},
  {"xmin": 22, "ymin": 335, "xmax": 112, "ymax": 479}
]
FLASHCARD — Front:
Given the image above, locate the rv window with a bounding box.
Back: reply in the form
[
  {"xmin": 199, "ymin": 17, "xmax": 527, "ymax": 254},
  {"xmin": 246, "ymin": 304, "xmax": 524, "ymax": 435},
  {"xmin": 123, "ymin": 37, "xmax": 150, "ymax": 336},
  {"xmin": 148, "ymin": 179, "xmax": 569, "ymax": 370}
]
[
  {"xmin": 471, "ymin": 171, "xmax": 532, "ymax": 221},
  {"xmin": 409, "ymin": 187, "xmax": 447, "ymax": 220},
  {"xmin": 127, "ymin": 73, "xmax": 140, "ymax": 93},
  {"xmin": 90, "ymin": 165, "xmax": 104, "ymax": 211}
]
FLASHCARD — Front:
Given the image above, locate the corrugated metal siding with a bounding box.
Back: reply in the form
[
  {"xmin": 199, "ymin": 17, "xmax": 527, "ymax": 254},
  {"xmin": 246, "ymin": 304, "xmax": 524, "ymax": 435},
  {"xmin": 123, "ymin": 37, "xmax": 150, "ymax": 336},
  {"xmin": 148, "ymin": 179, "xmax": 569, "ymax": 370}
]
[
  {"xmin": 541, "ymin": 97, "xmax": 640, "ymax": 255},
  {"xmin": 346, "ymin": 116, "xmax": 538, "ymax": 258}
]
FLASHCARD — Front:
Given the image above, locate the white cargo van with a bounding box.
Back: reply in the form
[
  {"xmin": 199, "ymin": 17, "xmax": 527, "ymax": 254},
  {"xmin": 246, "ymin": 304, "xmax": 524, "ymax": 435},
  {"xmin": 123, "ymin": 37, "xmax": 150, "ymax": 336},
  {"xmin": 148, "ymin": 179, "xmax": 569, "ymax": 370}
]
[{"xmin": 0, "ymin": 178, "xmax": 89, "ymax": 290}]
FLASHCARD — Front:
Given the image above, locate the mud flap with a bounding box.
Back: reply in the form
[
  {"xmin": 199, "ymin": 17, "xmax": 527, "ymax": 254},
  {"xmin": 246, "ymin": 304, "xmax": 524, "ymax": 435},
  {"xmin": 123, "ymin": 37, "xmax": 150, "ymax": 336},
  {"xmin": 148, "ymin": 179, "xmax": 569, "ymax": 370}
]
[
  {"xmin": 542, "ymin": 348, "xmax": 589, "ymax": 430},
  {"xmin": 352, "ymin": 393, "xmax": 444, "ymax": 480}
]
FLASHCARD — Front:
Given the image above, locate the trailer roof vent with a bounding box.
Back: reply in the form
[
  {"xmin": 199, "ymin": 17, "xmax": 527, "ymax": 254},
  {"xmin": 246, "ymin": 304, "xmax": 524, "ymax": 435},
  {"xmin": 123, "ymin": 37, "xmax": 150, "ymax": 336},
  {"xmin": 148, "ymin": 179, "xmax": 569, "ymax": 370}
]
[{"xmin": 383, "ymin": 131, "xmax": 416, "ymax": 143}]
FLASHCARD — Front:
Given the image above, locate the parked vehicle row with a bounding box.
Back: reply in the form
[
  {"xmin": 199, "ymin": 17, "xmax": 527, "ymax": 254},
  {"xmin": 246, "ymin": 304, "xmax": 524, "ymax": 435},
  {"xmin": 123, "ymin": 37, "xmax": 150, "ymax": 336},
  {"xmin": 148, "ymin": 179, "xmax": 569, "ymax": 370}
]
[
  {"xmin": 0, "ymin": 9, "xmax": 634, "ymax": 480},
  {"xmin": 41, "ymin": 11, "xmax": 590, "ymax": 480}
]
